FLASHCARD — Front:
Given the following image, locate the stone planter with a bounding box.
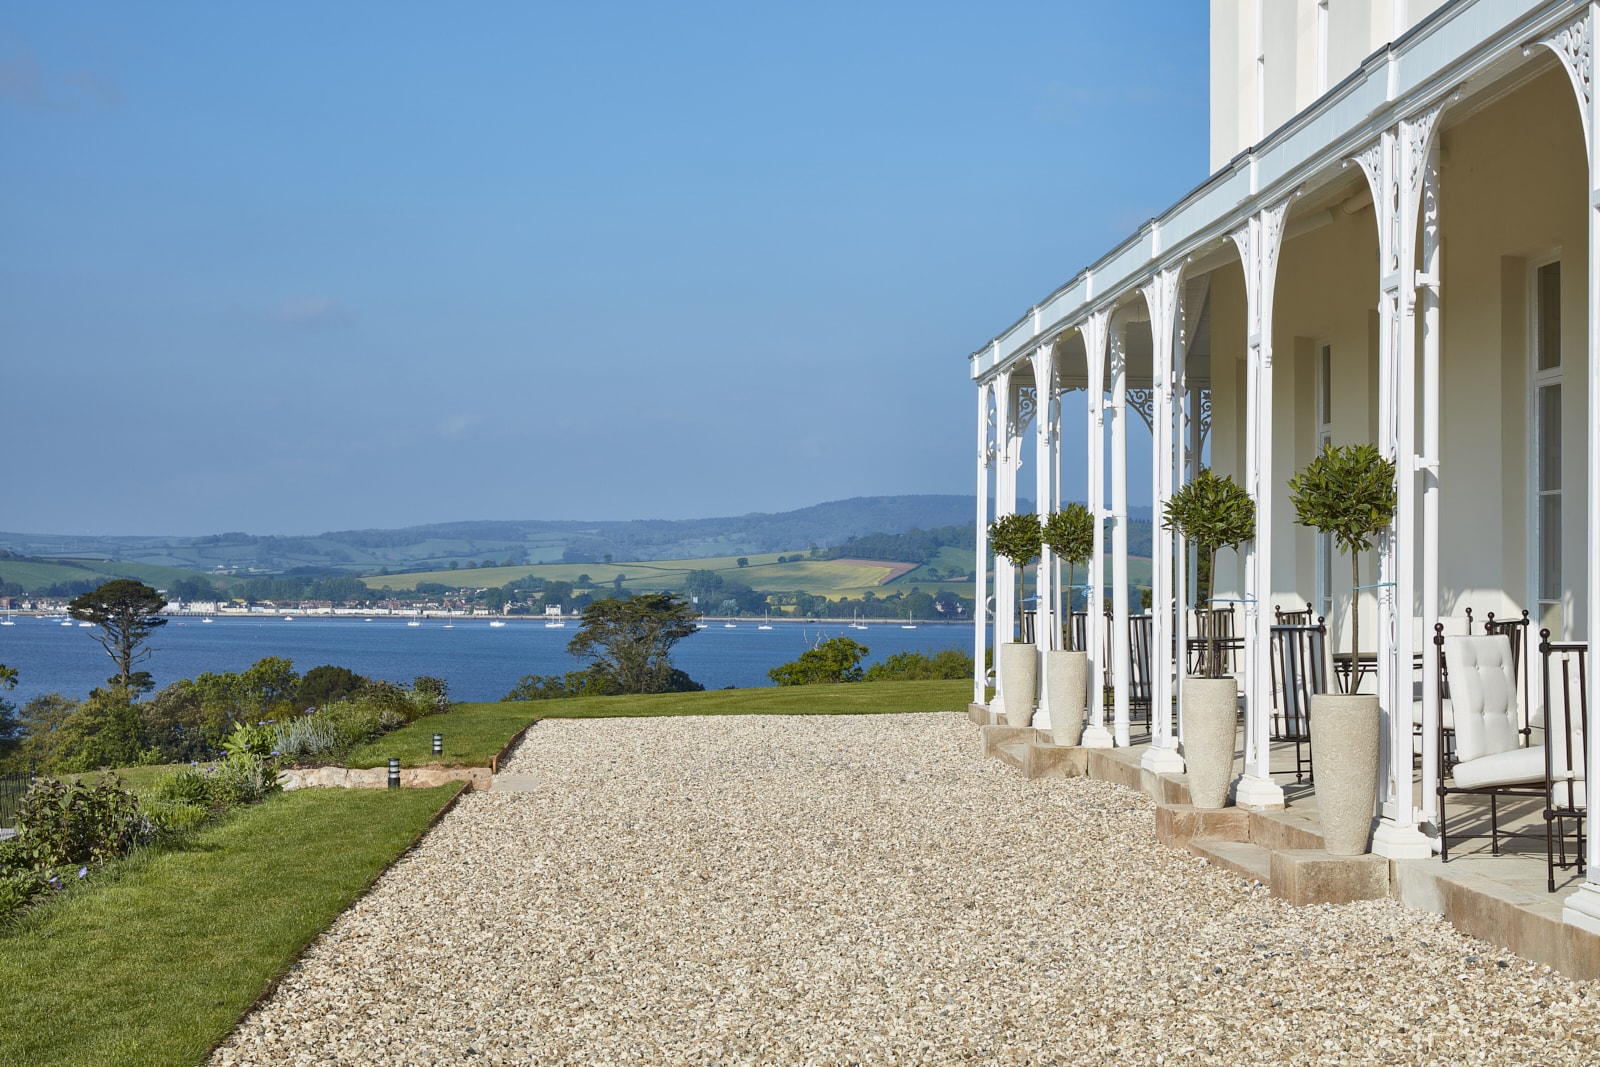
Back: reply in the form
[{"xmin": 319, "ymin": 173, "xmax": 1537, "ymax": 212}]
[
  {"xmin": 997, "ymin": 642, "xmax": 1038, "ymax": 727},
  {"xmin": 1045, "ymin": 650, "xmax": 1088, "ymax": 746},
  {"xmin": 1182, "ymin": 676, "xmax": 1239, "ymax": 809},
  {"xmin": 1309, "ymin": 693, "xmax": 1380, "ymax": 855}
]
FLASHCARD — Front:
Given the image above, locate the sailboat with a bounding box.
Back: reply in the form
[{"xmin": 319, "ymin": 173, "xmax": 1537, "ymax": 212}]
[
  {"xmin": 758, "ymin": 610, "xmax": 773, "ymax": 631},
  {"xmin": 901, "ymin": 614, "xmax": 918, "ymax": 630},
  {"xmin": 0, "ymin": 606, "xmax": 13, "ymax": 626},
  {"xmin": 850, "ymin": 611, "xmax": 869, "ymax": 631}
]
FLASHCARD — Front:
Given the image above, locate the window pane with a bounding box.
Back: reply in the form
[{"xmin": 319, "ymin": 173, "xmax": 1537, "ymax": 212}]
[
  {"xmin": 1541, "ymin": 494, "xmax": 1562, "ymax": 602},
  {"xmin": 1319, "ymin": 345, "xmax": 1331, "ymax": 425},
  {"xmin": 1538, "ymin": 262, "xmax": 1561, "ymax": 371},
  {"xmin": 1540, "ymin": 385, "xmax": 1562, "ymax": 489}
]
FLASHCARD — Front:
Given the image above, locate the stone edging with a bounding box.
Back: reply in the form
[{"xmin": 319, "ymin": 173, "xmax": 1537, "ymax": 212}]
[{"xmin": 277, "ymin": 766, "xmax": 492, "ymax": 791}]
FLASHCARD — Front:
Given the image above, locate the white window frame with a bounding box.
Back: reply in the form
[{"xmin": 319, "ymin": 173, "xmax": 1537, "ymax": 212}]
[
  {"xmin": 1528, "ymin": 255, "xmax": 1564, "ymax": 638},
  {"xmin": 1314, "ymin": 340, "xmax": 1334, "ymax": 623}
]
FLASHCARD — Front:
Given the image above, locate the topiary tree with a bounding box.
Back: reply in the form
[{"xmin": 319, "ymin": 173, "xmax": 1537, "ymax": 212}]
[
  {"xmin": 1287, "ymin": 442, "xmax": 1397, "ymax": 664},
  {"xmin": 1161, "ymin": 468, "xmax": 1256, "ymax": 678},
  {"xmin": 988, "ymin": 512, "xmax": 1043, "ymax": 643},
  {"xmin": 1042, "ymin": 503, "xmax": 1096, "ymax": 651}
]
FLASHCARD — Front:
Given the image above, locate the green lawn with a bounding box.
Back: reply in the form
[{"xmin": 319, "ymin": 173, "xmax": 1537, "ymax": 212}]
[
  {"xmin": 344, "ymin": 680, "xmax": 972, "ymax": 768},
  {"xmin": 344, "ymin": 701, "xmax": 540, "ymax": 769},
  {"xmin": 0, "ymin": 784, "xmax": 462, "ymax": 1067}
]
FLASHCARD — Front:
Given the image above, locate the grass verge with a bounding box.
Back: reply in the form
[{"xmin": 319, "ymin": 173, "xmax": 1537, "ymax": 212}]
[
  {"xmin": 0, "ymin": 783, "xmax": 463, "ymax": 1067},
  {"xmin": 344, "ymin": 679, "xmax": 972, "ymax": 768}
]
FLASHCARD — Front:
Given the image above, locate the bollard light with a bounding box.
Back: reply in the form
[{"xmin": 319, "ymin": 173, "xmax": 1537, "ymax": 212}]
[
  {"xmin": 388, "ymin": 757, "xmax": 401, "ymax": 789},
  {"xmin": 432, "ymin": 733, "xmax": 443, "ymax": 756}
]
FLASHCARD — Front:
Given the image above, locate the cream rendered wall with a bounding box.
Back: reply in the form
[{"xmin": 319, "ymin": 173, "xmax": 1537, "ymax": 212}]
[
  {"xmin": 1262, "ymin": 2, "xmax": 1313, "ymax": 140},
  {"xmin": 1436, "ymin": 65, "xmax": 1589, "ymax": 637},
  {"xmin": 1213, "ymin": 0, "xmax": 1467, "ymax": 169},
  {"xmin": 1211, "ymin": 0, "xmax": 1250, "ymax": 170}
]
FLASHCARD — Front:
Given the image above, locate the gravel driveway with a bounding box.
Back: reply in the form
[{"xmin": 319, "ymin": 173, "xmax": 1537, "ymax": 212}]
[{"xmin": 211, "ymin": 713, "xmax": 1598, "ymax": 1066}]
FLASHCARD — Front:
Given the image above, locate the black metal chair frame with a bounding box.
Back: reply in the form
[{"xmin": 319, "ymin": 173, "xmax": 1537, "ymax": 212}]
[
  {"xmin": 1274, "ymin": 601, "xmax": 1315, "ymax": 625},
  {"xmin": 1539, "ymin": 631, "xmax": 1588, "ymax": 893},
  {"xmin": 1269, "ymin": 620, "xmax": 1326, "ymax": 783}
]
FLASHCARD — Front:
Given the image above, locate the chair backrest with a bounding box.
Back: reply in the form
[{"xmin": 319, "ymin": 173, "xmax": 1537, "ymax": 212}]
[
  {"xmin": 1269, "ymin": 621, "xmax": 1327, "ymax": 739},
  {"xmin": 1191, "ymin": 604, "xmax": 1237, "ymax": 675},
  {"xmin": 1128, "ymin": 614, "xmax": 1153, "ymax": 703},
  {"xmin": 1539, "ymin": 632, "xmax": 1587, "ymax": 809},
  {"xmin": 1485, "ymin": 610, "xmax": 1533, "ymax": 731},
  {"xmin": 1067, "ymin": 611, "xmax": 1087, "ymax": 654},
  {"xmin": 1443, "ymin": 634, "xmax": 1522, "ymax": 762},
  {"xmin": 1275, "ymin": 602, "xmax": 1314, "ymax": 625}
]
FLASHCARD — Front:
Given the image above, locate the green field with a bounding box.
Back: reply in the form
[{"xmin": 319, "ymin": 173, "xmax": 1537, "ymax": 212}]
[
  {"xmin": 0, "ymin": 558, "xmax": 231, "ymax": 596},
  {"xmin": 364, "ymin": 552, "xmax": 973, "ymax": 600}
]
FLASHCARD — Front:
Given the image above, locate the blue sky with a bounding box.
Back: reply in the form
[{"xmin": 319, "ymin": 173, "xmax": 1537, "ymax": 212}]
[{"xmin": 2, "ymin": 2, "xmax": 1207, "ymax": 535}]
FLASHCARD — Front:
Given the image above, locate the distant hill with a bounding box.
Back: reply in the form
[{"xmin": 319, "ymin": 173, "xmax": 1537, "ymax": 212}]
[{"xmin": 0, "ymin": 495, "xmax": 983, "ymax": 581}]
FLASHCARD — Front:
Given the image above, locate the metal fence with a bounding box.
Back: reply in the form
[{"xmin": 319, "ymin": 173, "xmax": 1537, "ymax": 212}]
[{"xmin": 0, "ymin": 765, "xmax": 33, "ymax": 830}]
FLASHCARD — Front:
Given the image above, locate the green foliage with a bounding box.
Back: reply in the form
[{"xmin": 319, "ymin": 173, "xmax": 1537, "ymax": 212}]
[
  {"xmin": 296, "ymin": 665, "xmax": 369, "ymax": 708},
  {"xmin": 1161, "ymin": 469, "xmax": 1256, "ymax": 570},
  {"xmin": 1287, "ymin": 442, "xmax": 1397, "ymax": 556},
  {"xmin": 222, "ymin": 721, "xmax": 276, "ymax": 761},
  {"xmin": 987, "ymin": 512, "xmax": 1043, "ymax": 568},
  {"xmin": 567, "ymin": 592, "xmax": 703, "ymax": 695},
  {"xmin": 1041, "ymin": 504, "xmax": 1095, "ymax": 567},
  {"xmin": 268, "ymin": 681, "xmax": 443, "ymax": 763},
  {"xmin": 10, "ymin": 773, "xmax": 147, "ymax": 871},
  {"xmin": 862, "ymin": 648, "xmax": 974, "ymax": 681},
  {"xmin": 0, "ymin": 664, "xmax": 18, "ymax": 760},
  {"xmin": 768, "ymin": 637, "xmax": 869, "ymax": 686},
  {"xmin": 1042, "ymin": 504, "xmax": 1096, "ymax": 651},
  {"xmin": 68, "ymin": 579, "xmax": 168, "ymax": 694},
  {"xmin": 1287, "ymin": 441, "xmax": 1397, "ymax": 660},
  {"xmin": 988, "ymin": 512, "xmax": 1043, "ymax": 642},
  {"xmin": 1162, "ymin": 469, "xmax": 1256, "ymax": 678},
  {"xmin": 154, "ymin": 753, "xmax": 280, "ymax": 814},
  {"xmin": 501, "ymin": 670, "xmax": 618, "ymax": 701}
]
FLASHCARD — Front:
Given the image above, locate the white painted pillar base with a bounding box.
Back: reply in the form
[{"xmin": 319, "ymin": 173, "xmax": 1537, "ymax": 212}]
[
  {"xmin": 1370, "ymin": 821, "xmax": 1432, "ymax": 860},
  {"xmin": 1080, "ymin": 724, "xmax": 1114, "ymax": 749},
  {"xmin": 1564, "ymin": 883, "xmax": 1600, "ymax": 936},
  {"xmin": 1140, "ymin": 745, "xmax": 1186, "ymax": 774},
  {"xmin": 1234, "ymin": 773, "xmax": 1285, "ymax": 811}
]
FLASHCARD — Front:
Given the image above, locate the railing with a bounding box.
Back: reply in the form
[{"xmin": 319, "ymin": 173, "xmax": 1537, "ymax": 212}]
[{"xmin": 0, "ymin": 765, "xmax": 34, "ymax": 830}]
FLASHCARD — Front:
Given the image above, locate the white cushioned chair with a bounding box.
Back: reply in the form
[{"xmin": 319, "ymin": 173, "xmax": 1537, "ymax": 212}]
[{"xmin": 1436, "ymin": 634, "xmax": 1545, "ymax": 862}]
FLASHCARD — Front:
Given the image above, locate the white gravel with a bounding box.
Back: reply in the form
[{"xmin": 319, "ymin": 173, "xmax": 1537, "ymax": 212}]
[{"xmin": 211, "ymin": 713, "xmax": 1599, "ymax": 1066}]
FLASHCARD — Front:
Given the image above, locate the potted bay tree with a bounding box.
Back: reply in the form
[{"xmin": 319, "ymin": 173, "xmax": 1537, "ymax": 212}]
[
  {"xmin": 1288, "ymin": 442, "xmax": 1397, "ymax": 855},
  {"xmin": 1161, "ymin": 468, "xmax": 1255, "ymax": 808},
  {"xmin": 1041, "ymin": 503, "xmax": 1096, "ymax": 745},
  {"xmin": 988, "ymin": 511, "xmax": 1043, "ymax": 727}
]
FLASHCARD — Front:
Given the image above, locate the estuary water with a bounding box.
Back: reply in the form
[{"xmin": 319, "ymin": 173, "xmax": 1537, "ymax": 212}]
[{"xmin": 0, "ymin": 616, "xmax": 972, "ymax": 706}]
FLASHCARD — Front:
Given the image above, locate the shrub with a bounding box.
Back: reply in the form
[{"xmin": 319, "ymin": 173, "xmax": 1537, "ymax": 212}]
[
  {"xmin": 769, "ymin": 637, "xmax": 869, "ymax": 686},
  {"xmin": 155, "ymin": 753, "xmax": 279, "ymax": 814},
  {"xmin": 11, "ymin": 773, "xmax": 148, "ymax": 870},
  {"xmin": 863, "ymin": 649, "xmax": 975, "ymax": 682}
]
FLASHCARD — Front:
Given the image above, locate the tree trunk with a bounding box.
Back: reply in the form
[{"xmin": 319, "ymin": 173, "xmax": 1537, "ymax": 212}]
[
  {"xmin": 1350, "ymin": 551, "xmax": 1361, "ymax": 669},
  {"xmin": 1065, "ymin": 563, "xmax": 1076, "ymax": 652}
]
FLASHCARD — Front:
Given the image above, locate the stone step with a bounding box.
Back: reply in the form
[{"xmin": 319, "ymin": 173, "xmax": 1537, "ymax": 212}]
[
  {"xmin": 490, "ymin": 774, "xmax": 540, "ymax": 792},
  {"xmin": 1189, "ymin": 836, "xmax": 1275, "ymax": 883}
]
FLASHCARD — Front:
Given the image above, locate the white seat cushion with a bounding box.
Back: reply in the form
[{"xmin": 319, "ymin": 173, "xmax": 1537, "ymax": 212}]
[{"xmin": 1451, "ymin": 746, "xmax": 1545, "ymax": 790}]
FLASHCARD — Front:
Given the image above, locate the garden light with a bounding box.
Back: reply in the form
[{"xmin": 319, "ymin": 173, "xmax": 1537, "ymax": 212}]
[
  {"xmin": 432, "ymin": 733, "xmax": 443, "ymax": 756},
  {"xmin": 387, "ymin": 757, "xmax": 400, "ymax": 789}
]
